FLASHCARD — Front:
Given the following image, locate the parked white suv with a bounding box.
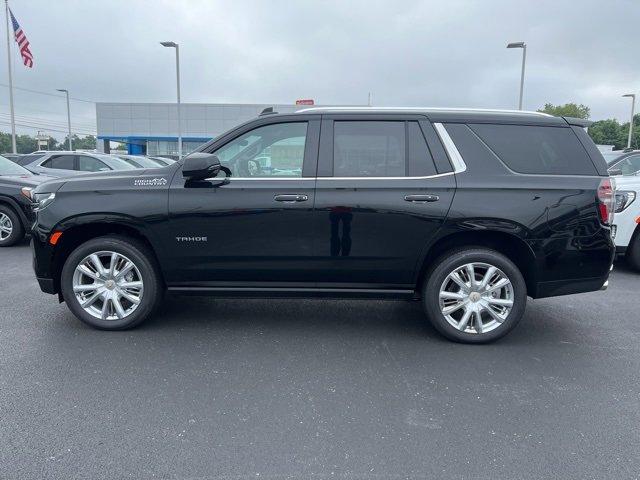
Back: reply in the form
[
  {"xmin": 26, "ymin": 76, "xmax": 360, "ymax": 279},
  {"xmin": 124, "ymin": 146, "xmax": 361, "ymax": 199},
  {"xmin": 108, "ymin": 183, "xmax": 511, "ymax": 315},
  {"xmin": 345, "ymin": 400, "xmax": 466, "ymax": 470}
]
[{"xmin": 611, "ymin": 172, "xmax": 640, "ymax": 270}]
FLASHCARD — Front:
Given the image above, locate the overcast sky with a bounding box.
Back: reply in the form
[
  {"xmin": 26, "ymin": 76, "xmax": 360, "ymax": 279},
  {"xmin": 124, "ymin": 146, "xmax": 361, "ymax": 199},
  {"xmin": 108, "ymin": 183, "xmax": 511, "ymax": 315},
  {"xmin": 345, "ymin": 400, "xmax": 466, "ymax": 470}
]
[{"xmin": 1, "ymin": 0, "xmax": 639, "ymax": 139}]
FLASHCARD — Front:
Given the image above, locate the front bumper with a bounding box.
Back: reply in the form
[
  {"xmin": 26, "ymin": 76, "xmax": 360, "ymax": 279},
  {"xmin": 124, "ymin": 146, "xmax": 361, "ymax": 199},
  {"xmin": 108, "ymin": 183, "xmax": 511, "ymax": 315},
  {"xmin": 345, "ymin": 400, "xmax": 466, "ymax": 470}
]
[
  {"xmin": 31, "ymin": 235, "xmax": 57, "ymax": 295},
  {"xmin": 36, "ymin": 277, "xmax": 56, "ymax": 294}
]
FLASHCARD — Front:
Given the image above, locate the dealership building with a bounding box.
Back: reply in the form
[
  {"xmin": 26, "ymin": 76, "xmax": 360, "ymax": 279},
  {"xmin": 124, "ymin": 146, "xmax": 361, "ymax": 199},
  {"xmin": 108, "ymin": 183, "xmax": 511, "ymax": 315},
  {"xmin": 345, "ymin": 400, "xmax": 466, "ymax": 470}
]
[{"xmin": 95, "ymin": 102, "xmax": 317, "ymax": 156}]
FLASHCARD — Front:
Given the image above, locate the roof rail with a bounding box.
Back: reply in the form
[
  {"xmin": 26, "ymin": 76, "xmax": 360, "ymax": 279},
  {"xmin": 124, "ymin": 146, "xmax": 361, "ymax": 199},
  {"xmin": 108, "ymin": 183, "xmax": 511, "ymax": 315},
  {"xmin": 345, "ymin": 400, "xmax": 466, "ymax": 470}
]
[{"xmin": 296, "ymin": 106, "xmax": 553, "ymax": 117}]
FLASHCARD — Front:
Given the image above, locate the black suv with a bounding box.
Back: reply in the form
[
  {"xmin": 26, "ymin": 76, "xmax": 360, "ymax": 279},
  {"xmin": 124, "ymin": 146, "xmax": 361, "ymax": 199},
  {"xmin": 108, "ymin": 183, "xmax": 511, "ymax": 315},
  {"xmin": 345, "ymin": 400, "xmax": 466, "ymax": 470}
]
[
  {"xmin": 0, "ymin": 154, "xmax": 53, "ymax": 247},
  {"xmin": 30, "ymin": 108, "xmax": 615, "ymax": 343}
]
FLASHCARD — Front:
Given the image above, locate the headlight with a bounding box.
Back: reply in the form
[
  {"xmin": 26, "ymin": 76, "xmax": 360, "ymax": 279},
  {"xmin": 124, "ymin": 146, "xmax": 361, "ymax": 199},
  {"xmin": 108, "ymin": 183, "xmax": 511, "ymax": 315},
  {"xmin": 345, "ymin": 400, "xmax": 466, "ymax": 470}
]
[
  {"xmin": 614, "ymin": 190, "xmax": 636, "ymax": 213},
  {"xmin": 20, "ymin": 187, "xmax": 33, "ymax": 200},
  {"xmin": 33, "ymin": 192, "xmax": 56, "ymax": 211}
]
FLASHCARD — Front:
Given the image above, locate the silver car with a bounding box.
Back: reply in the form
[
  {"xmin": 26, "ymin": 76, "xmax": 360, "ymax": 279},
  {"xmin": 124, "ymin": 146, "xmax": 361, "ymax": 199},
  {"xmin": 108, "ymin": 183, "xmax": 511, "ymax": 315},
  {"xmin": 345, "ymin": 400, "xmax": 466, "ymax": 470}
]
[{"xmin": 19, "ymin": 151, "xmax": 138, "ymax": 178}]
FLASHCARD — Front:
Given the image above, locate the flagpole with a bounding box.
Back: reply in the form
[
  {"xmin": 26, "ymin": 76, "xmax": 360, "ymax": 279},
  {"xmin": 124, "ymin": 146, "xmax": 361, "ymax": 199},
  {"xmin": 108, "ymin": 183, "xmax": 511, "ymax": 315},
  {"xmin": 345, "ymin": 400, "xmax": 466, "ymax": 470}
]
[{"xmin": 4, "ymin": 0, "xmax": 16, "ymax": 153}]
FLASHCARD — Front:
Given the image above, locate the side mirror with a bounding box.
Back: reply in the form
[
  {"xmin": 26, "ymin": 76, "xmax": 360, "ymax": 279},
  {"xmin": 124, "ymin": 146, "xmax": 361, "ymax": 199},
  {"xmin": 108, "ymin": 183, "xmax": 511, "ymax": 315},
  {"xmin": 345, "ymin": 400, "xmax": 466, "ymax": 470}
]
[
  {"xmin": 182, "ymin": 153, "xmax": 222, "ymax": 180},
  {"xmin": 608, "ymin": 168, "xmax": 623, "ymax": 177}
]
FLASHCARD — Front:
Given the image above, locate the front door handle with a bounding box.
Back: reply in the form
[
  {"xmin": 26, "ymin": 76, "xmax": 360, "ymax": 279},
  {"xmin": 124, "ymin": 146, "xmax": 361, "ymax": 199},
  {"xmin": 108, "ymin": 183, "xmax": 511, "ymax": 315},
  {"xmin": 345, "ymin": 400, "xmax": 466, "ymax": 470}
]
[
  {"xmin": 404, "ymin": 194, "xmax": 439, "ymax": 203},
  {"xmin": 274, "ymin": 194, "xmax": 308, "ymax": 203}
]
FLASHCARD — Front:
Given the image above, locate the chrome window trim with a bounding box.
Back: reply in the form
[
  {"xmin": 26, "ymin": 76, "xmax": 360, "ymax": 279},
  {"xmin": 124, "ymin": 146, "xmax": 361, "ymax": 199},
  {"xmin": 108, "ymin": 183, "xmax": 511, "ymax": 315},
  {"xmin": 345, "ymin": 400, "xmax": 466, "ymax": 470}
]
[
  {"xmin": 433, "ymin": 123, "xmax": 467, "ymax": 174},
  {"xmin": 220, "ymin": 172, "xmax": 455, "ymax": 181},
  {"xmin": 317, "ymin": 172, "xmax": 455, "ymax": 180}
]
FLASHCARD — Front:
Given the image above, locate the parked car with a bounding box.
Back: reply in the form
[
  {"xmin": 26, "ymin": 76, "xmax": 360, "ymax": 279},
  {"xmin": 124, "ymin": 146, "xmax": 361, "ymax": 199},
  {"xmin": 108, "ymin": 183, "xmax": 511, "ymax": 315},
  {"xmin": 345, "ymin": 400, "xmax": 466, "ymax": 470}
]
[
  {"xmin": 605, "ymin": 150, "xmax": 640, "ymax": 176},
  {"xmin": 113, "ymin": 154, "xmax": 166, "ymax": 169},
  {"xmin": 30, "ymin": 108, "xmax": 615, "ymax": 342},
  {"xmin": 0, "ymin": 155, "xmax": 54, "ymax": 247},
  {"xmin": 148, "ymin": 156, "xmax": 177, "ymax": 166},
  {"xmin": 608, "ymin": 170, "xmax": 640, "ymax": 270},
  {"xmin": 1, "ymin": 153, "xmax": 23, "ymax": 163},
  {"xmin": 20, "ymin": 151, "xmax": 139, "ymax": 177}
]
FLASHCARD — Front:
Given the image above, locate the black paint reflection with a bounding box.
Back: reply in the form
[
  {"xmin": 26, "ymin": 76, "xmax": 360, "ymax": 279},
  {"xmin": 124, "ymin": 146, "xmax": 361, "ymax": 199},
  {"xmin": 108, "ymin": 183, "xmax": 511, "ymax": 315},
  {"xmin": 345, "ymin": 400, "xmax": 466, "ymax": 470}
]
[{"xmin": 329, "ymin": 206, "xmax": 353, "ymax": 256}]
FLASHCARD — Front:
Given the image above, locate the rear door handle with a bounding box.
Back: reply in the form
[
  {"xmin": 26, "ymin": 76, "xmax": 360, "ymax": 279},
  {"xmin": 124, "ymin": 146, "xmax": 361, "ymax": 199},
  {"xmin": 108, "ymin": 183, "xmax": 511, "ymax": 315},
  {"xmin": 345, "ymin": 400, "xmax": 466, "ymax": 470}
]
[
  {"xmin": 274, "ymin": 194, "xmax": 308, "ymax": 203},
  {"xmin": 404, "ymin": 194, "xmax": 439, "ymax": 203}
]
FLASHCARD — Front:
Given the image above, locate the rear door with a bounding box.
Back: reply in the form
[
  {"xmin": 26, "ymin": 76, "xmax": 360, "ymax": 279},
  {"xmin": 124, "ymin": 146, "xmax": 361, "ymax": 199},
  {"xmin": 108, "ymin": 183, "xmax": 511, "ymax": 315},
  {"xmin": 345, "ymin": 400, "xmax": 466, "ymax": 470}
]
[{"xmin": 312, "ymin": 114, "xmax": 456, "ymax": 287}]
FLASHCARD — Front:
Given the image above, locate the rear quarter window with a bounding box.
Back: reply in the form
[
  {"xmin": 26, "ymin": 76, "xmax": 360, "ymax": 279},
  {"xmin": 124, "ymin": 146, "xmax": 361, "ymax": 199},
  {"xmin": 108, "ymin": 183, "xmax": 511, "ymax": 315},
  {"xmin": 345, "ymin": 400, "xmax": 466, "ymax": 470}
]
[{"xmin": 469, "ymin": 124, "xmax": 598, "ymax": 175}]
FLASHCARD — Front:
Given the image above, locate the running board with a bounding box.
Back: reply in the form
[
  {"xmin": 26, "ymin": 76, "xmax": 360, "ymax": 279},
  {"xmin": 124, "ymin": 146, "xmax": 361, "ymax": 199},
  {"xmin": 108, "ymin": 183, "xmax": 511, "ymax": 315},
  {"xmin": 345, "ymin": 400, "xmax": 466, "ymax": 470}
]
[{"xmin": 167, "ymin": 286, "xmax": 416, "ymax": 299}]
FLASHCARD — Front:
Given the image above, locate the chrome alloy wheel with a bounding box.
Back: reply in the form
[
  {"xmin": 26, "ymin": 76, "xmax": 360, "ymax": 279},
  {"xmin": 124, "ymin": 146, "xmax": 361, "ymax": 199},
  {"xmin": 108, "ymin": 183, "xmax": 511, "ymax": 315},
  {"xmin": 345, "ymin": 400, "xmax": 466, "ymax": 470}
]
[
  {"xmin": 438, "ymin": 262, "xmax": 514, "ymax": 334},
  {"xmin": 0, "ymin": 213, "xmax": 13, "ymax": 241},
  {"xmin": 72, "ymin": 251, "xmax": 144, "ymax": 321}
]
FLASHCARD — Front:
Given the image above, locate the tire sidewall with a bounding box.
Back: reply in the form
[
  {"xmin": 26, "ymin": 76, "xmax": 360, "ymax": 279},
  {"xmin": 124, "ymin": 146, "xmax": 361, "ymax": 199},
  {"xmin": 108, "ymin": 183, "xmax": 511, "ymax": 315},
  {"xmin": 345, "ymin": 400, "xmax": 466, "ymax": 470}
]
[
  {"xmin": 423, "ymin": 248, "xmax": 527, "ymax": 343},
  {"xmin": 0, "ymin": 205, "xmax": 24, "ymax": 247},
  {"xmin": 61, "ymin": 236, "xmax": 161, "ymax": 330},
  {"xmin": 627, "ymin": 231, "xmax": 640, "ymax": 272}
]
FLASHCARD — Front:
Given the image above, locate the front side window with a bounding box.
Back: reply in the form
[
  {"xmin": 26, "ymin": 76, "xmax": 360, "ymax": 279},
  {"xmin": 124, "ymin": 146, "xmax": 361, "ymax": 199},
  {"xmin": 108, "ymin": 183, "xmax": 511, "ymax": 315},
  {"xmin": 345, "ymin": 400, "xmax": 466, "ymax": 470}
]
[
  {"xmin": 79, "ymin": 156, "xmax": 110, "ymax": 172},
  {"xmin": 43, "ymin": 155, "xmax": 75, "ymax": 170},
  {"xmin": 333, "ymin": 121, "xmax": 405, "ymax": 177},
  {"xmin": 213, "ymin": 122, "xmax": 307, "ymax": 178}
]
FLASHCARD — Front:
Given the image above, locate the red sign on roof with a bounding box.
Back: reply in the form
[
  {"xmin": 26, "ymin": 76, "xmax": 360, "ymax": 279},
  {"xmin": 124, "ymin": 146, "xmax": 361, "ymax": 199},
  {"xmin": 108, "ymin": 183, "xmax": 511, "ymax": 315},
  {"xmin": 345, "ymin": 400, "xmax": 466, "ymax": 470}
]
[{"xmin": 295, "ymin": 99, "xmax": 314, "ymax": 105}]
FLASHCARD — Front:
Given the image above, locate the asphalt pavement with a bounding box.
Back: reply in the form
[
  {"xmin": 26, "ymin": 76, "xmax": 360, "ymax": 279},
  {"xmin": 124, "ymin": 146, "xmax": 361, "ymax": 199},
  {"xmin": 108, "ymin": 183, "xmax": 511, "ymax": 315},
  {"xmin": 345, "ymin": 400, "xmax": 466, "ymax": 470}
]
[{"xmin": 1, "ymin": 239, "xmax": 639, "ymax": 479}]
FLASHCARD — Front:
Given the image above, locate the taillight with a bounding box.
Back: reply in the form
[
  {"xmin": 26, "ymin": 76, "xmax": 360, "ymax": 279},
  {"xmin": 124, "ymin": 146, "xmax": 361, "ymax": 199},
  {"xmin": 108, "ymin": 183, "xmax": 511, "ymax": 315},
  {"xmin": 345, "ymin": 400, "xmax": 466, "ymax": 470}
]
[{"xmin": 597, "ymin": 177, "xmax": 616, "ymax": 225}]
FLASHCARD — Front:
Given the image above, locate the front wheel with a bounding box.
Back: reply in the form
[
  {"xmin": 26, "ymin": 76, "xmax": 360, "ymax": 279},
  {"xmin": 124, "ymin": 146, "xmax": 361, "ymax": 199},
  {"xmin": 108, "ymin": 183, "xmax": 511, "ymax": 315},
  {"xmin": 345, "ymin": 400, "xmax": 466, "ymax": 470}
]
[
  {"xmin": 422, "ymin": 248, "xmax": 527, "ymax": 343},
  {"xmin": 0, "ymin": 205, "xmax": 24, "ymax": 247},
  {"xmin": 60, "ymin": 236, "xmax": 163, "ymax": 330}
]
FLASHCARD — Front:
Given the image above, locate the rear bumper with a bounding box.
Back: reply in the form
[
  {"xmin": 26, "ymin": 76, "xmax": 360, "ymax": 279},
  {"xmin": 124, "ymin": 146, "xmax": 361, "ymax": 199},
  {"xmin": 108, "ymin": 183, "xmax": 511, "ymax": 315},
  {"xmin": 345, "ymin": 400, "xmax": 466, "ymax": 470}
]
[{"xmin": 534, "ymin": 275, "xmax": 609, "ymax": 299}]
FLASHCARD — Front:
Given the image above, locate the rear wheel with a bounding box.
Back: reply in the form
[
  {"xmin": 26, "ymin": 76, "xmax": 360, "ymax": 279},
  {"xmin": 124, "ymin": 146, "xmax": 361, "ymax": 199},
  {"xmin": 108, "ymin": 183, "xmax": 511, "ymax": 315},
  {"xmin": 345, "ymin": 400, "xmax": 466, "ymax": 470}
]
[
  {"xmin": 627, "ymin": 231, "xmax": 640, "ymax": 272},
  {"xmin": 0, "ymin": 205, "xmax": 24, "ymax": 247},
  {"xmin": 60, "ymin": 236, "xmax": 163, "ymax": 330},
  {"xmin": 422, "ymin": 248, "xmax": 527, "ymax": 343}
]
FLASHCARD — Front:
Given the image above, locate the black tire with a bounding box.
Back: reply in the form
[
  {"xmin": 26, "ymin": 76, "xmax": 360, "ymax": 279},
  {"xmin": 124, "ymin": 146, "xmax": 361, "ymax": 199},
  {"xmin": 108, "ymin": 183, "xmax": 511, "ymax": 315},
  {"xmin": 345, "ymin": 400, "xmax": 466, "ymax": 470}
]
[
  {"xmin": 422, "ymin": 247, "xmax": 527, "ymax": 344},
  {"xmin": 0, "ymin": 204, "xmax": 24, "ymax": 247},
  {"xmin": 627, "ymin": 231, "xmax": 640, "ymax": 272},
  {"xmin": 60, "ymin": 235, "xmax": 163, "ymax": 330}
]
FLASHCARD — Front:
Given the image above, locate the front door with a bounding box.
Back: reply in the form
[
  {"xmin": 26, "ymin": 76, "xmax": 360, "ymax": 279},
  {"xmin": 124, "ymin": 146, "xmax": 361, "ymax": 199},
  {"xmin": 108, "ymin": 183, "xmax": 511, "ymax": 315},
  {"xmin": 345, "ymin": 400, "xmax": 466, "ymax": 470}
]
[
  {"xmin": 165, "ymin": 116, "xmax": 320, "ymax": 287},
  {"xmin": 312, "ymin": 115, "xmax": 456, "ymax": 287}
]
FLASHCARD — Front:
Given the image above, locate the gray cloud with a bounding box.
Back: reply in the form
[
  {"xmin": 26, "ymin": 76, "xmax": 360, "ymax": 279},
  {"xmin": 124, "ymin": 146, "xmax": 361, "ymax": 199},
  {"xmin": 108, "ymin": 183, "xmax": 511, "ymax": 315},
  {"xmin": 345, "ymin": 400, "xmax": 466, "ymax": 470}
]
[{"xmin": 1, "ymin": 0, "xmax": 638, "ymax": 139}]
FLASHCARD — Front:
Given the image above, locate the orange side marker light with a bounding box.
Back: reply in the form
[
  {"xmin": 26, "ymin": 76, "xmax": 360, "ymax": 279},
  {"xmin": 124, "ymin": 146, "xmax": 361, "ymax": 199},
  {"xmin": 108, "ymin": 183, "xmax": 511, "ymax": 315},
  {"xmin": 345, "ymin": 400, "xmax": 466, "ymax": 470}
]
[{"xmin": 49, "ymin": 231, "xmax": 63, "ymax": 245}]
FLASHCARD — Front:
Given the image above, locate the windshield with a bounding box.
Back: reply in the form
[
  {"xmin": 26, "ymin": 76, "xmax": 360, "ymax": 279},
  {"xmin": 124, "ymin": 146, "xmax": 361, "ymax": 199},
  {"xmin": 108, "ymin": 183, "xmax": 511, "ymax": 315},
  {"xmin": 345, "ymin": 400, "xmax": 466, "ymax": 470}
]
[
  {"xmin": 0, "ymin": 155, "xmax": 32, "ymax": 176},
  {"xmin": 601, "ymin": 151, "xmax": 625, "ymax": 165},
  {"xmin": 16, "ymin": 153, "xmax": 45, "ymax": 166},
  {"xmin": 94, "ymin": 154, "xmax": 137, "ymax": 170},
  {"xmin": 118, "ymin": 156, "xmax": 163, "ymax": 168}
]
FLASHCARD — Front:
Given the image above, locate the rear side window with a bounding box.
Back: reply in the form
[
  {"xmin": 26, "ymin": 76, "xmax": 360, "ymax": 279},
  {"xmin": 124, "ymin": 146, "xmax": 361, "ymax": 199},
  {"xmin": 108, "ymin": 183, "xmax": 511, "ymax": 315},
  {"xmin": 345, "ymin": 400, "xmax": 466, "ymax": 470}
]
[
  {"xmin": 42, "ymin": 155, "xmax": 75, "ymax": 170},
  {"xmin": 334, "ymin": 121, "xmax": 404, "ymax": 177},
  {"xmin": 469, "ymin": 124, "xmax": 597, "ymax": 175}
]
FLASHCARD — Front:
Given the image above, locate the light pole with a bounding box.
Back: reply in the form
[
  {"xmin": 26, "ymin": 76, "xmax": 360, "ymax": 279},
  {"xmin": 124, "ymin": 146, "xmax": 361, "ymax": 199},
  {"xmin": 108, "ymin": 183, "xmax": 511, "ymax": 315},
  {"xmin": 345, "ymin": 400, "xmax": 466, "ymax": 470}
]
[
  {"xmin": 623, "ymin": 93, "xmax": 636, "ymax": 150},
  {"xmin": 160, "ymin": 41, "xmax": 182, "ymax": 160},
  {"xmin": 56, "ymin": 89, "xmax": 72, "ymax": 150},
  {"xmin": 507, "ymin": 42, "xmax": 527, "ymax": 110}
]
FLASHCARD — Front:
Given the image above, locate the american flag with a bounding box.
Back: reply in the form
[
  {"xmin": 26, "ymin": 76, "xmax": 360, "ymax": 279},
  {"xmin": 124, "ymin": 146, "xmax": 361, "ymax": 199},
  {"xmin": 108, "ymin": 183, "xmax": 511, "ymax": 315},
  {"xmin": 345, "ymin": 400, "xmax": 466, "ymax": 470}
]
[{"xmin": 9, "ymin": 8, "xmax": 33, "ymax": 68}]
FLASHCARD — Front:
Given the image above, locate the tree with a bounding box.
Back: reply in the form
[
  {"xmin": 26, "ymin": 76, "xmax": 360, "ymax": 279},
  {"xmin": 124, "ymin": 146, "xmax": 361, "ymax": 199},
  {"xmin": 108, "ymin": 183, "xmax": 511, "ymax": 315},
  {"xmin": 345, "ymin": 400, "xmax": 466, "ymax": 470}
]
[
  {"xmin": 537, "ymin": 103, "xmax": 591, "ymax": 119},
  {"xmin": 1, "ymin": 131, "xmax": 96, "ymax": 154},
  {"xmin": 588, "ymin": 114, "xmax": 640, "ymax": 150},
  {"xmin": 0, "ymin": 132, "xmax": 38, "ymax": 154},
  {"xmin": 59, "ymin": 134, "xmax": 96, "ymax": 151}
]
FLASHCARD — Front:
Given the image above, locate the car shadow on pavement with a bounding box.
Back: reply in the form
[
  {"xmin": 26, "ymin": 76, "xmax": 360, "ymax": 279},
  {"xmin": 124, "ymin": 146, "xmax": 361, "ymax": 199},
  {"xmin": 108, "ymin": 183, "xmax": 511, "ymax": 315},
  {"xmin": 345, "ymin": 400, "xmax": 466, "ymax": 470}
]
[{"xmin": 131, "ymin": 293, "xmax": 581, "ymax": 348}]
